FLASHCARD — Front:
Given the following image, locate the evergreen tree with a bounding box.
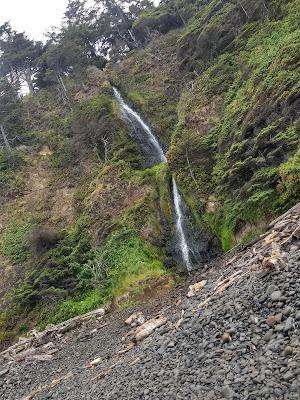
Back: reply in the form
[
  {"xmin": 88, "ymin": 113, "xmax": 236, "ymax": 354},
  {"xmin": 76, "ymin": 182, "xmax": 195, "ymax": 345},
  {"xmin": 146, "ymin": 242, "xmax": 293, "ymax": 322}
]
[
  {"xmin": 0, "ymin": 24, "xmax": 44, "ymax": 93},
  {"xmin": 0, "ymin": 78, "xmax": 23, "ymax": 149},
  {"xmin": 94, "ymin": 0, "xmax": 154, "ymax": 58}
]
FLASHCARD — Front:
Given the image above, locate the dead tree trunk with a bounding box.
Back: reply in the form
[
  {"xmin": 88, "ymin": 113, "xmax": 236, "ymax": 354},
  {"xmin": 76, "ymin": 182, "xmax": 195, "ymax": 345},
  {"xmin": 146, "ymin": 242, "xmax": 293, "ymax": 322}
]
[
  {"xmin": 25, "ymin": 74, "xmax": 34, "ymax": 94},
  {"xmin": 237, "ymin": 1, "xmax": 249, "ymax": 19},
  {"xmin": 101, "ymin": 135, "xmax": 110, "ymax": 163},
  {"xmin": 55, "ymin": 71, "xmax": 72, "ymax": 110},
  {"xmin": 175, "ymin": 6, "xmax": 187, "ymax": 26},
  {"xmin": 0, "ymin": 124, "xmax": 11, "ymax": 150},
  {"xmin": 186, "ymin": 148, "xmax": 198, "ymax": 186}
]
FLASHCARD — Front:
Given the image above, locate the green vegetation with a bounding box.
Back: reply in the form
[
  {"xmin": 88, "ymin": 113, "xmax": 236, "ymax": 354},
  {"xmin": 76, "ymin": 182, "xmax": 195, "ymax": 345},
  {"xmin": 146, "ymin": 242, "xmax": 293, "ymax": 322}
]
[
  {"xmin": 13, "ymin": 217, "xmax": 94, "ymax": 307},
  {"xmin": 0, "ymin": 149, "xmax": 25, "ymax": 195},
  {"xmin": 278, "ymin": 148, "xmax": 300, "ymax": 208},
  {"xmin": 1, "ymin": 0, "xmax": 300, "ymax": 348},
  {"xmin": 170, "ymin": 0, "xmax": 300, "ymax": 248},
  {"xmin": 98, "ymin": 229, "xmax": 165, "ymax": 298},
  {"xmin": 108, "ymin": 29, "xmax": 182, "ymax": 142},
  {"xmin": 30, "ymin": 228, "xmax": 165, "ymax": 330},
  {"xmin": 0, "ymin": 218, "xmax": 34, "ymax": 264}
]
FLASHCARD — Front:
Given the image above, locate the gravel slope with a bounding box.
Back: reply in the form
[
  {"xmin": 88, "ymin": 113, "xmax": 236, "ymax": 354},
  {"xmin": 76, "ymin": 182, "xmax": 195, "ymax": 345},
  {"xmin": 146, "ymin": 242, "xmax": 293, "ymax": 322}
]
[{"xmin": 1, "ymin": 205, "xmax": 300, "ymax": 400}]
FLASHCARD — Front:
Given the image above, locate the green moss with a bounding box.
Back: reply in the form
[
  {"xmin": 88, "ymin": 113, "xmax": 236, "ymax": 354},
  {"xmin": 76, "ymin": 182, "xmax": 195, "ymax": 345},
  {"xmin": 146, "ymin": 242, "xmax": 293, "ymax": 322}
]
[
  {"xmin": 108, "ymin": 30, "xmax": 181, "ymax": 142},
  {"xmin": 100, "ymin": 229, "xmax": 166, "ymax": 298},
  {"xmin": 133, "ymin": 6, "xmax": 175, "ymax": 29},
  {"xmin": 278, "ymin": 148, "xmax": 300, "ymax": 208},
  {"xmin": 170, "ymin": 0, "xmax": 300, "ymax": 250},
  {"xmin": 77, "ymin": 94, "xmax": 113, "ymax": 119}
]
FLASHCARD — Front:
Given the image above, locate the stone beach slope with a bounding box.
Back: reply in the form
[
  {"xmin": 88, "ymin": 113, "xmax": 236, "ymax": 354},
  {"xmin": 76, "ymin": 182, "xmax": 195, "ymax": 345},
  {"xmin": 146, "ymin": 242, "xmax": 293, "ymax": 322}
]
[{"xmin": 1, "ymin": 203, "xmax": 300, "ymax": 400}]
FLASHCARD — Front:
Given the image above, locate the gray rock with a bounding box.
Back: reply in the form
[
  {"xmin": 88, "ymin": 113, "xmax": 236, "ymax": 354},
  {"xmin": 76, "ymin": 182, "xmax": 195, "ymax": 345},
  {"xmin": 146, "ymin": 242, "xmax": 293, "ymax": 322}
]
[
  {"xmin": 283, "ymin": 317, "xmax": 295, "ymax": 332},
  {"xmin": 290, "ymin": 383, "xmax": 299, "ymax": 393},
  {"xmin": 283, "ymin": 306, "xmax": 293, "ymax": 316},
  {"xmin": 267, "ymin": 285, "xmax": 279, "ymax": 295},
  {"xmin": 270, "ymin": 291, "xmax": 282, "ymax": 301},
  {"xmin": 283, "ymin": 371, "xmax": 294, "ymax": 381},
  {"xmin": 250, "ymin": 315, "xmax": 259, "ymax": 324},
  {"xmin": 263, "ymin": 330, "xmax": 274, "ymax": 341},
  {"xmin": 220, "ymin": 385, "xmax": 234, "ymax": 399},
  {"xmin": 0, "ymin": 368, "xmax": 9, "ymax": 377},
  {"xmin": 284, "ymin": 346, "xmax": 293, "ymax": 356}
]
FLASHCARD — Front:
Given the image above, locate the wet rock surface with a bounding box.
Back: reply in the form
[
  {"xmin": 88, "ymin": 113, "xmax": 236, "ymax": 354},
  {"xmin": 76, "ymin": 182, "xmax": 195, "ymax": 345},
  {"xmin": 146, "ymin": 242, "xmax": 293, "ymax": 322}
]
[{"xmin": 1, "ymin": 204, "xmax": 300, "ymax": 400}]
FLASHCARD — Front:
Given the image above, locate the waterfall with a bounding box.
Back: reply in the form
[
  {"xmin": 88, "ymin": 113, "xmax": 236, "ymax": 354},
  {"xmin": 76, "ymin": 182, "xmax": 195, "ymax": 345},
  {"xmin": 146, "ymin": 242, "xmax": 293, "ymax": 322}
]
[
  {"xmin": 172, "ymin": 177, "xmax": 192, "ymax": 271},
  {"xmin": 113, "ymin": 87, "xmax": 192, "ymax": 270},
  {"xmin": 113, "ymin": 87, "xmax": 166, "ymax": 164}
]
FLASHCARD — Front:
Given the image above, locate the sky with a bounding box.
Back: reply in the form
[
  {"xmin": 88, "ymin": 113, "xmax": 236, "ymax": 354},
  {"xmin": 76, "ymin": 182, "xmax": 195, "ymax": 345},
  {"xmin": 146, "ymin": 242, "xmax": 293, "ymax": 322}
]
[
  {"xmin": 0, "ymin": 0, "xmax": 69, "ymax": 41},
  {"xmin": 0, "ymin": 0, "xmax": 160, "ymax": 42}
]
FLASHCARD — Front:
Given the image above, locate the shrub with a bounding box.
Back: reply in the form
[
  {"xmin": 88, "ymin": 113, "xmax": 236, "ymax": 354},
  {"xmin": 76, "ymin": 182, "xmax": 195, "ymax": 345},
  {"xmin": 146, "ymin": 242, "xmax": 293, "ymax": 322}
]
[
  {"xmin": 0, "ymin": 149, "xmax": 25, "ymax": 194},
  {"xmin": 278, "ymin": 149, "xmax": 300, "ymax": 207},
  {"xmin": 0, "ymin": 218, "xmax": 33, "ymax": 264}
]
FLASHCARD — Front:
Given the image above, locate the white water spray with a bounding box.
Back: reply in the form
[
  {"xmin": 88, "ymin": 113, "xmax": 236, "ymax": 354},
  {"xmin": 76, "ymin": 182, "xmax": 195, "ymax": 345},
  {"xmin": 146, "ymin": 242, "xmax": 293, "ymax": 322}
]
[
  {"xmin": 113, "ymin": 87, "xmax": 166, "ymax": 163},
  {"xmin": 113, "ymin": 87, "xmax": 192, "ymax": 270},
  {"xmin": 172, "ymin": 177, "xmax": 192, "ymax": 271}
]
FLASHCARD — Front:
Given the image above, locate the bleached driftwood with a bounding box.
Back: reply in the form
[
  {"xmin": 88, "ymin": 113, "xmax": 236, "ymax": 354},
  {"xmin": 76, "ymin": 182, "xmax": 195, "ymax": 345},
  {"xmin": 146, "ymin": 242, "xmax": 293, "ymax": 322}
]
[{"xmin": 1, "ymin": 308, "xmax": 106, "ymax": 362}]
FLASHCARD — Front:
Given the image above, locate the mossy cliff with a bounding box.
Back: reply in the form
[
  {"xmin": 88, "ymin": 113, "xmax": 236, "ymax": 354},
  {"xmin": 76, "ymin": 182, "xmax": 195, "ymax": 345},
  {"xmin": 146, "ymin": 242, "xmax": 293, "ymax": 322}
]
[
  {"xmin": 110, "ymin": 0, "xmax": 300, "ymax": 250},
  {"xmin": 0, "ymin": 0, "xmax": 299, "ymax": 347}
]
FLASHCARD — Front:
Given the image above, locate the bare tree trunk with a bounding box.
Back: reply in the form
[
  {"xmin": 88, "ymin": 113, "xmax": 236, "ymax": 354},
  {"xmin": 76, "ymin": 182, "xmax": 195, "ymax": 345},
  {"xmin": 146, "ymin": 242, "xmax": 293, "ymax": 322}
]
[
  {"xmin": 57, "ymin": 72, "xmax": 68, "ymax": 94},
  {"xmin": 26, "ymin": 77, "xmax": 34, "ymax": 94},
  {"xmin": 262, "ymin": 1, "xmax": 269, "ymax": 19},
  {"xmin": 237, "ymin": 0, "xmax": 249, "ymax": 19},
  {"xmin": 175, "ymin": 6, "xmax": 187, "ymax": 26},
  {"xmin": 0, "ymin": 124, "xmax": 11, "ymax": 150},
  {"xmin": 55, "ymin": 71, "xmax": 72, "ymax": 110},
  {"xmin": 101, "ymin": 136, "xmax": 110, "ymax": 163},
  {"xmin": 56, "ymin": 84, "xmax": 68, "ymax": 106},
  {"xmin": 128, "ymin": 29, "xmax": 138, "ymax": 48},
  {"xmin": 185, "ymin": 149, "xmax": 198, "ymax": 186}
]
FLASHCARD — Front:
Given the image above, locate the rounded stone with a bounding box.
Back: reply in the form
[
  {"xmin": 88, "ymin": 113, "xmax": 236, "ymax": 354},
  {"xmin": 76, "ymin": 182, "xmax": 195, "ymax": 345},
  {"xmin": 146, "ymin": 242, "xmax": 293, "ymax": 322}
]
[
  {"xmin": 284, "ymin": 346, "xmax": 293, "ymax": 356},
  {"xmin": 270, "ymin": 291, "xmax": 282, "ymax": 301},
  {"xmin": 222, "ymin": 333, "xmax": 232, "ymax": 343}
]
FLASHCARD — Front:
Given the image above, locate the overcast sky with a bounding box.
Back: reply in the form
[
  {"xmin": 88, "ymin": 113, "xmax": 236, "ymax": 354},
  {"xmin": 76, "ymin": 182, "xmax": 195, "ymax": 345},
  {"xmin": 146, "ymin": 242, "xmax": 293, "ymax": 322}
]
[{"xmin": 0, "ymin": 0, "xmax": 69, "ymax": 41}]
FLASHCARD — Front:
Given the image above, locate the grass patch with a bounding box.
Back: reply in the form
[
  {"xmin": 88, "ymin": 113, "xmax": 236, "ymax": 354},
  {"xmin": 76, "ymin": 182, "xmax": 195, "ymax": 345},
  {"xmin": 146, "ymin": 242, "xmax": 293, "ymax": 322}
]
[
  {"xmin": 102, "ymin": 229, "xmax": 166, "ymax": 299},
  {"xmin": 37, "ymin": 289, "xmax": 106, "ymax": 330}
]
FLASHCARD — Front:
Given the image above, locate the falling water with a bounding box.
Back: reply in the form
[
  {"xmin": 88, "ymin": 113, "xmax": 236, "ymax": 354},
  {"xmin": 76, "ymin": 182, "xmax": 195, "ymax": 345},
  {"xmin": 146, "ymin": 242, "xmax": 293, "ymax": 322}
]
[
  {"xmin": 113, "ymin": 87, "xmax": 166, "ymax": 164},
  {"xmin": 113, "ymin": 87, "xmax": 192, "ymax": 270},
  {"xmin": 172, "ymin": 177, "xmax": 192, "ymax": 271}
]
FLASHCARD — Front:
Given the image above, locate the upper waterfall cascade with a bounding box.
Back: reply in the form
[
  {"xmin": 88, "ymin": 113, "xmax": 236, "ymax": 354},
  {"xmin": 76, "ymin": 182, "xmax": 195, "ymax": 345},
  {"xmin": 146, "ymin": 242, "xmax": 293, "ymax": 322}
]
[
  {"xmin": 113, "ymin": 87, "xmax": 192, "ymax": 270},
  {"xmin": 113, "ymin": 87, "xmax": 166, "ymax": 165}
]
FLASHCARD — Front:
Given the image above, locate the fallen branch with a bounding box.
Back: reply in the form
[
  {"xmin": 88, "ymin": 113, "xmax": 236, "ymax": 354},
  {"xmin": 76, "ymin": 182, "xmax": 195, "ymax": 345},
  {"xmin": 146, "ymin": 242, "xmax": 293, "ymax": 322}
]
[
  {"xmin": 92, "ymin": 361, "xmax": 120, "ymax": 380},
  {"xmin": 281, "ymin": 224, "xmax": 300, "ymax": 247},
  {"xmin": 197, "ymin": 270, "xmax": 249, "ymax": 309},
  {"xmin": 20, "ymin": 372, "xmax": 73, "ymax": 400},
  {"xmin": 268, "ymin": 202, "xmax": 300, "ymax": 229},
  {"xmin": 1, "ymin": 308, "xmax": 106, "ymax": 361}
]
